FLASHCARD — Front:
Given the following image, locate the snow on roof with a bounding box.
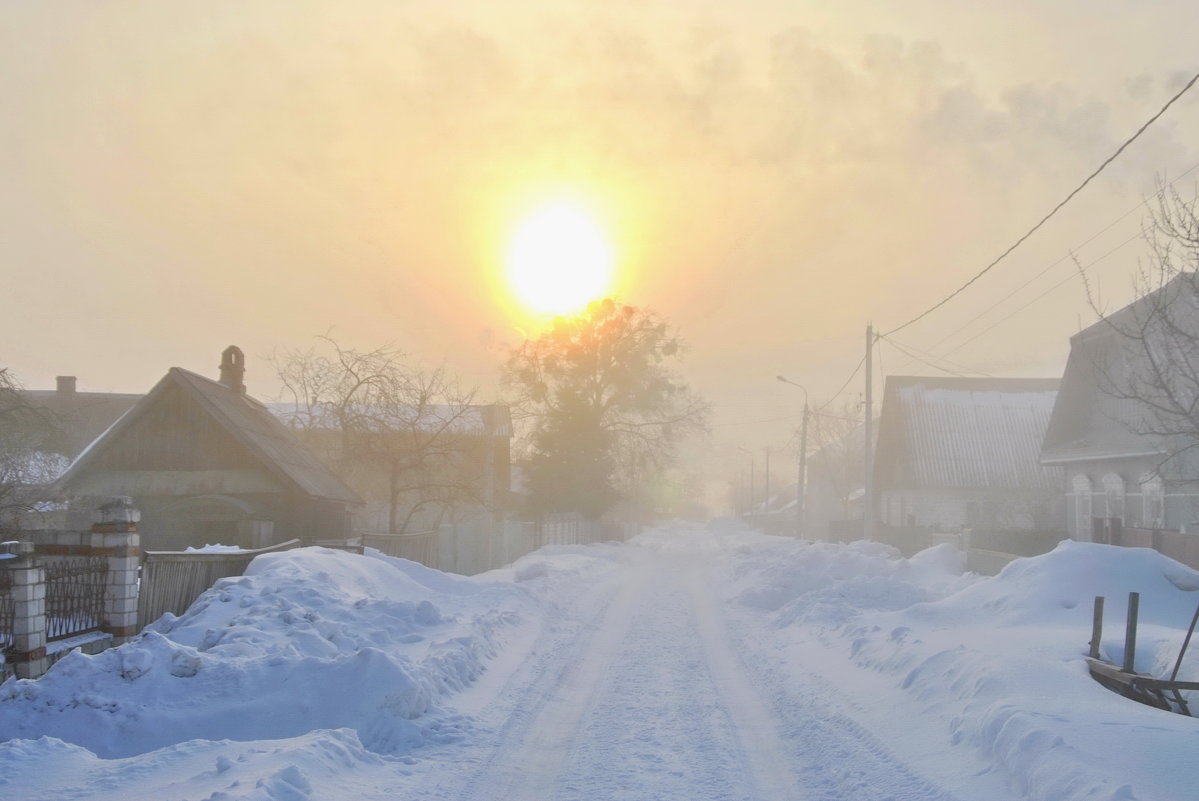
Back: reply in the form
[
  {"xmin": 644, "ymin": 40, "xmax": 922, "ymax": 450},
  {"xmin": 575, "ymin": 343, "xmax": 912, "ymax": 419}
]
[{"xmin": 874, "ymin": 376, "xmax": 1062, "ymax": 492}]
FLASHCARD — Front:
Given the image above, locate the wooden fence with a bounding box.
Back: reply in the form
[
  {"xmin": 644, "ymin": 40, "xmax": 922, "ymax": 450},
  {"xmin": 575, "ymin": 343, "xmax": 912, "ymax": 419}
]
[
  {"xmin": 362, "ymin": 516, "xmax": 622, "ymax": 576},
  {"xmin": 362, "ymin": 530, "xmax": 440, "ymax": 568},
  {"xmin": 137, "ymin": 539, "xmax": 300, "ymax": 629},
  {"xmin": 1119, "ymin": 527, "xmax": 1199, "ymax": 571}
]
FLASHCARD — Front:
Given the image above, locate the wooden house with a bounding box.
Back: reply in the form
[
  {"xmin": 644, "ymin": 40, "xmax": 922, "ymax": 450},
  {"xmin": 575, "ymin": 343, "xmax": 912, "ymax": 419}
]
[
  {"xmin": 874, "ymin": 376, "xmax": 1063, "ymax": 532},
  {"xmin": 56, "ymin": 347, "xmax": 361, "ymax": 550},
  {"xmin": 1040, "ymin": 275, "xmax": 1199, "ymax": 540}
]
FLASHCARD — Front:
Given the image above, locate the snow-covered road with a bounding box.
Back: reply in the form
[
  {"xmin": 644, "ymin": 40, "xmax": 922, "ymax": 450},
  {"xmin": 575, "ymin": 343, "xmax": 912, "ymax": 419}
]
[
  {"xmin": 454, "ymin": 550, "xmax": 801, "ymax": 801},
  {"xmin": 5, "ymin": 521, "xmax": 1199, "ymax": 801},
  {"xmin": 432, "ymin": 542, "xmax": 965, "ymax": 801}
]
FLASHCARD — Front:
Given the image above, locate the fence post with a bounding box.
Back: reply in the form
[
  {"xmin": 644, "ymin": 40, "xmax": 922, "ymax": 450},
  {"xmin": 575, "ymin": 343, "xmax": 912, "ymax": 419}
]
[
  {"xmin": 93, "ymin": 497, "xmax": 141, "ymax": 646},
  {"xmin": 1090, "ymin": 596, "xmax": 1104, "ymax": 660},
  {"xmin": 1123, "ymin": 591, "xmax": 1140, "ymax": 674},
  {"xmin": 6, "ymin": 544, "xmax": 48, "ymax": 679}
]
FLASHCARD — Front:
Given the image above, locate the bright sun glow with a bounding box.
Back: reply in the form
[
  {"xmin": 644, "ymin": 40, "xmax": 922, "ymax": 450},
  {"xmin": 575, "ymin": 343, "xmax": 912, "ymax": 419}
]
[{"xmin": 505, "ymin": 200, "xmax": 615, "ymax": 316}]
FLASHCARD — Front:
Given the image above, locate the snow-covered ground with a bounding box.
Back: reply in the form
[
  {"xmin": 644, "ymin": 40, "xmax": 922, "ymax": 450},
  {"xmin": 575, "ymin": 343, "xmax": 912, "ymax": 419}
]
[{"xmin": 3, "ymin": 521, "xmax": 1199, "ymax": 800}]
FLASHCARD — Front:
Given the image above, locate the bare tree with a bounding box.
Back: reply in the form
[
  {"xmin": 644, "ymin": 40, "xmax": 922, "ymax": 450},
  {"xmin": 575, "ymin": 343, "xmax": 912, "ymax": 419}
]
[
  {"xmin": 804, "ymin": 402, "xmax": 866, "ymax": 523},
  {"xmin": 270, "ymin": 338, "xmax": 486, "ymax": 534},
  {"xmin": 1077, "ymin": 181, "xmax": 1199, "ymax": 474},
  {"xmin": 0, "ymin": 368, "xmax": 65, "ymax": 530}
]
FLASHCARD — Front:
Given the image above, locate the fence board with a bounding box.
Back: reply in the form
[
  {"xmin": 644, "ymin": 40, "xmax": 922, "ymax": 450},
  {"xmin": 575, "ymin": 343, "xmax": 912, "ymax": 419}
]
[
  {"xmin": 138, "ymin": 539, "xmax": 300, "ymax": 629},
  {"xmin": 362, "ymin": 531, "xmax": 439, "ymax": 568}
]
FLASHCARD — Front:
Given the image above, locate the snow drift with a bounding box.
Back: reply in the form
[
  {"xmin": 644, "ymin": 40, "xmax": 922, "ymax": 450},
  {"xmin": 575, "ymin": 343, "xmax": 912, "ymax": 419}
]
[{"xmin": 0, "ymin": 547, "xmax": 529, "ymax": 757}]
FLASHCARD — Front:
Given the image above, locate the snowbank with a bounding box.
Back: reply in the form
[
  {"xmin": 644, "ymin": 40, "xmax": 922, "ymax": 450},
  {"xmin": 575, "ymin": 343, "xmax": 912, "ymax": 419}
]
[
  {"xmin": 727, "ymin": 537, "xmax": 1199, "ymax": 801},
  {"xmin": 0, "ymin": 547, "xmax": 530, "ymax": 758}
]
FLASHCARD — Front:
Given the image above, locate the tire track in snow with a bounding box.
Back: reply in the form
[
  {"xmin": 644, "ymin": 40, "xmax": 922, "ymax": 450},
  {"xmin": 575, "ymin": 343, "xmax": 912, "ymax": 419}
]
[
  {"xmin": 686, "ymin": 562, "xmax": 806, "ymax": 801},
  {"xmin": 553, "ymin": 554, "xmax": 765, "ymax": 801},
  {"xmin": 454, "ymin": 558, "xmax": 655, "ymax": 801}
]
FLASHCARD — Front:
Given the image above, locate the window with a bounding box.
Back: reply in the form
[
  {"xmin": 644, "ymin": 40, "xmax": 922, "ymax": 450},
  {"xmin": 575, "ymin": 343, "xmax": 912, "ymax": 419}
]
[
  {"xmin": 1141, "ymin": 474, "xmax": 1165, "ymax": 529},
  {"xmin": 1102, "ymin": 473, "xmax": 1126, "ymax": 523},
  {"xmin": 1072, "ymin": 474, "xmax": 1093, "ymax": 539}
]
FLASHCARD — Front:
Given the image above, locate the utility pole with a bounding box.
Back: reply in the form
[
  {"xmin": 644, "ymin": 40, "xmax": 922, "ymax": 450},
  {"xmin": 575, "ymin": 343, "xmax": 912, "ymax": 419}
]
[
  {"xmin": 743, "ymin": 453, "xmax": 752, "ymax": 515},
  {"xmin": 776, "ymin": 375, "xmax": 809, "ymax": 539},
  {"xmin": 864, "ymin": 323, "xmax": 875, "ymax": 541},
  {"xmin": 798, "ymin": 403, "xmax": 809, "ymax": 537},
  {"xmin": 764, "ymin": 448, "xmax": 771, "ymax": 513}
]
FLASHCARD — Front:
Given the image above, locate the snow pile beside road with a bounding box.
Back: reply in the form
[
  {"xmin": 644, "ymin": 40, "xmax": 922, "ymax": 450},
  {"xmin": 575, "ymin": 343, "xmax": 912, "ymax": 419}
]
[
  {"xmin": 733, "ymin": 536, "xmax": 976, "ymax": 627},
  {"xmin": 729, "ymin": 537, "xmax": 1199, "ymax": 801},
  {"xmin": 0, "ymin": 547, "xmax": 531, "ymax": 758}
]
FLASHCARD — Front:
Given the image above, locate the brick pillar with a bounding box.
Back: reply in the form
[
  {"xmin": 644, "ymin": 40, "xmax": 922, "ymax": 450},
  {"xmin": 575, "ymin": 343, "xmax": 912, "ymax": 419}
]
[
  {"xmin": 91, "ymin": 497, "xmax": 141, "ymax": 646},
  {"xmin": 6, "ymin": 546, "xmax": 48, "ymax": 679}
]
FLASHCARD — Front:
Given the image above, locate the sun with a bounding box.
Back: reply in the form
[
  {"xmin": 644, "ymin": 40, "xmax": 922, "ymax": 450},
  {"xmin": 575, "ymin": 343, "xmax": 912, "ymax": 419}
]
[{"xmin": 505, "ymin": 199, "xmax": 615, "ymax": 316}]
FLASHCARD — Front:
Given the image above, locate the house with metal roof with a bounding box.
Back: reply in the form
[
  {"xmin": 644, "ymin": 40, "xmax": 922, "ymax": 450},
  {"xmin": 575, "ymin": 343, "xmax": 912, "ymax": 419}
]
[
  {"xmin": 56, "ymin": 347, "xmax": 361, "ymax": 550},
  {"xmin": 873, "ymin": 376, "xmax": 1063, "ymax": 533},
  {"xmin": 1040, "ymin": 274, "xmax": 1199, "ymax": 540}
]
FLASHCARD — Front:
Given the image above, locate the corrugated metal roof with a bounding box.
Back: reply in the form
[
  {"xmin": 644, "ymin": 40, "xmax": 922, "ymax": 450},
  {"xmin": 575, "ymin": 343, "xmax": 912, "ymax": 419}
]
[
  {"xmin": 58, "ymin": 369, "xmax": 361, "ymax": 505},
  {"xmin": 875, "ymin": 376, "xmax": 1061, "ymax": 491}
]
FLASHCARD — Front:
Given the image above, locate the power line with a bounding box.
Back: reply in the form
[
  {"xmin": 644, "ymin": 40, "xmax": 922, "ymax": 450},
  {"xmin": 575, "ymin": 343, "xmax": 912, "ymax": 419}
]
[
  {"xmin": 815, "ymin": 354, "xmax": 867, "ymax": 413},
  {"xmin": 909, "ymin": 160, "xmax": 1199, "ymax": 360},
  {"xmin": 940, "ymin": 225, "xmax": 1150, "ymax": 356},
  {"xmin": 884, "ymin": 68, "xmax": 1199, "ymax": 338},
  {"xmin": 882, "ymin": 334, "xmax": 992, "ymax": 377}
]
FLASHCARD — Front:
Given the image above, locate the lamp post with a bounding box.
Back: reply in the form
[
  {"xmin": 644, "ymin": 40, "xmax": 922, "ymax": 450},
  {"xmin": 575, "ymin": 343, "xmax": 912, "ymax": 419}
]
[{"xmin": 776, "ymin": 375, "xmax": 809, "ymax": 539}]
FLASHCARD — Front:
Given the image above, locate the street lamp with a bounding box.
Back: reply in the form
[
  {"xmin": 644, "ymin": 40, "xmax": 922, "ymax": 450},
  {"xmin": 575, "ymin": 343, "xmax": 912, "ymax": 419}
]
[{"xmin": 776, "ymin": 375, "xmax": 809, "ymax": 539}]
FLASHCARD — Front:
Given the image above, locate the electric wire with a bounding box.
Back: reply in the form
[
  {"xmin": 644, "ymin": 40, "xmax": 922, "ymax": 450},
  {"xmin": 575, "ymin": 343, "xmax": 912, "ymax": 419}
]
[
  {"xmin": 883, "ymin": 68, "xmax": 1199, "ymax": 338},
  {"xmin": 940, "ymin": 224, "xmax": 1153, "ymax": 356},
  {"xmin": 910, "ymin": 160, "xmax": 1199, "ymax": 359}
]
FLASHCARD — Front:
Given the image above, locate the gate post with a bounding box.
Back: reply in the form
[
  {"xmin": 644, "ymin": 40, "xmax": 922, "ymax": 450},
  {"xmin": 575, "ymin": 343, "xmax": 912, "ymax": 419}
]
[
  {"xmin": 6, "ymin": 544, "xmax": 48, "ymax": 679},
  {"xmin": 93, "ymin": 497, "xmax": 141, "ymax": 646}
]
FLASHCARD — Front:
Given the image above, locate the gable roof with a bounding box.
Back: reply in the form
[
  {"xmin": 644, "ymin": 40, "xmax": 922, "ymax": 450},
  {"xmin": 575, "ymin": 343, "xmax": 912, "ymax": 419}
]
[
  {"xmin": 1040, "ymin": 274, "xmax": 1197, "ymax": 465},
  {"xmin": 874, "ymin": 375, "xmax": 1061, "ymax": 492},
  {"xmin": 20, "ymin": 389, "xmax": 142, "ymax": 457},
  {"xmin": 58, "ymin": 368, "xmax": 361, "ymax": 505}
]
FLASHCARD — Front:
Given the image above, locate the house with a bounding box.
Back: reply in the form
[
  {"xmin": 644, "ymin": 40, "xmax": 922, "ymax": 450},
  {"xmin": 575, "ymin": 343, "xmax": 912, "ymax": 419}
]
[
  {"xmin": 1040, "ymin": 275, "xmax": 1199, "ymax": 540},
  {"xmin": 873, "ymin": 376, "xmax": 1063, "ymax": 532},
  {"xmin": 22, "ymin": 376, "xmax": 142, "ymax": 457},
  {"xmin": 55, "ymin": 347, "xmax": 361, "ymax": 550},
  {"xmin": 1, "ymin": 376, "xmax": 141, "ymax": 530},
  {"xmin": 273, "ymin": 401, "xmax": 513, "ymax": 536}
]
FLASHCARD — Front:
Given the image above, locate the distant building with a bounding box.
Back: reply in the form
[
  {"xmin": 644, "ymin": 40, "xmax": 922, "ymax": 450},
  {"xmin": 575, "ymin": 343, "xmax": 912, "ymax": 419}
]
[
  {"xmin": 1041, "ymin": 275, "xmax": 1199, "ymax": 539},
  {"xmin": 22, "ymin": 376, "xmax": 142, "ymax": 458},
  {"xmin": 56, "ymin": 347, "xmax": 361, "ymax": 549},
  {"xmin": 1, "ymin": 376, "xmax": 141, "ymax": 530},
  {"xmin": 273, "ymin": 401, "xmax": 513, "ymax": 535},
  {"xmin": 874, "ymin": 376, "xmax": 1062, "ymax": 532}
]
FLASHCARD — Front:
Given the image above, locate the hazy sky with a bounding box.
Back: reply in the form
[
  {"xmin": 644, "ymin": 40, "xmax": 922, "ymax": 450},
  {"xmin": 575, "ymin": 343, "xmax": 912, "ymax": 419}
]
[{"xmin": 3, "ymin": 0, "xmax": 1198, "ymax": 453}]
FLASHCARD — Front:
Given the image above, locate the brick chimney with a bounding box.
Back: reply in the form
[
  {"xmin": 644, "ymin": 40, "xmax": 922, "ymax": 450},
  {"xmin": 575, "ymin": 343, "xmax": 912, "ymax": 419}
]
[
  {"xmin": 56, "ymin": 376, "xmax": 77, "ymax": 396},
  {"xmin": 219, "ymin": 346, "xmax": 246, "ymax": 395}
]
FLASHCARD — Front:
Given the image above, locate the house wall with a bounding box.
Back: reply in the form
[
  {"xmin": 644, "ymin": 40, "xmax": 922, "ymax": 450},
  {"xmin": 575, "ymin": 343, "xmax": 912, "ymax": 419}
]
[
  {"xmin": 879, "ymin": 488, "xmax": 1059, "ymax": 531},
  {"xmin": 1062, "ymin": 458, "xmax": 1199, "ymax": 540},
  {"xmin": 64, "ymin": 489, "xmax": 344, "ymax": 551}
]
